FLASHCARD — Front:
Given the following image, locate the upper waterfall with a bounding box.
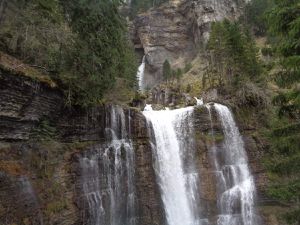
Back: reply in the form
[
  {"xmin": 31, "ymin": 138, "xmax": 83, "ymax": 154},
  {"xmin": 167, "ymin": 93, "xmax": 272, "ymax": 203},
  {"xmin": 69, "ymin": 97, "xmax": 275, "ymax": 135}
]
[{"xmin": 136, "ymin": 56, "xmax": 146, "ymax": 91}]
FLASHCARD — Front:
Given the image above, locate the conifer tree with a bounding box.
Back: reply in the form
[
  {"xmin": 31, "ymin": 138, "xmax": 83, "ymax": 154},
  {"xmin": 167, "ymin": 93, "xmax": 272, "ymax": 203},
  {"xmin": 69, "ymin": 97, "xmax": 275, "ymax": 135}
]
[
  {"xmin": 60, "ymin": 0, "xmax": 136, "ymax": 106},
  {"xmin": 162, "ymin": 59, "xmax": 171, "ymax": 82},
  {"xmin": 265, "ymin": 0, "xmax": 300, "ymax": 223},
  {"xmin": 207, "ymin": 20, "xmax": 261, "ymax": 88}
]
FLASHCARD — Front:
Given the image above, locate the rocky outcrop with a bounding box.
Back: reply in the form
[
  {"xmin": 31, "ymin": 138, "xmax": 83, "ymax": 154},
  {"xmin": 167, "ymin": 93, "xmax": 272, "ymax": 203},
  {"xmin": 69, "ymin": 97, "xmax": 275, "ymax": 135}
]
[
  {"xmin": 0, "ymin": 70, "xmax": 164, "ymax": 225},
  {"xmin": 0, "ymin": 63, "xmax": 277, "ymax": 224},
  {"xmin": 149, "ymin": 85, "xmax": 197, "ymax": 109},
  {"xmin": 131, "ymin": 0, "xmax": 245, "ymax": 89},
  {"xmin": 0, "ymin": 69, "xmax": 63, "ymax": 140},
  {"xmin": 0, "ymin": 172, "xmax": 44, "ymax": 225}
]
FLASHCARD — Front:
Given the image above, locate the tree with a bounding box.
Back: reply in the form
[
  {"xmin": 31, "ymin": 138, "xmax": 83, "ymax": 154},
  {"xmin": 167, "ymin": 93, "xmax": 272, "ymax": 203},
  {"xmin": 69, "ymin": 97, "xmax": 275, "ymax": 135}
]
[
  {"xmin": 242, "ymin": 0, "xmax": 274, "ymax": 35},
  {"xmin": 162, "ymin": 59, "xmax": 171, "ymax": 82},
  {"xmin": 265, "ymin": 0, "xmax": 300, "ymax": 223},
  {"xmin": 207, "ymin": 20, "xmax": 261, "ymax": 88},
  {"xmin": 0, "ymin": 0, "xmax": 137, "ymax": 106},
  {"xmin": 175, "ymin": 68, "xmax": 183, "ymax": 82},
  {"xmin": 58, "ymin": 0, "xmax": 137, "ymax": 106}
]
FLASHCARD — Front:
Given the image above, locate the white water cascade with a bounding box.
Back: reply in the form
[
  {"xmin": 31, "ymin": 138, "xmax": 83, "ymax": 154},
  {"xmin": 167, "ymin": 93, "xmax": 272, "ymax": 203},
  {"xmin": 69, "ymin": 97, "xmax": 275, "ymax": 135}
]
[
  {"xmin": 194, "ymin": 97, "xmax": 204, "ymax": 106},
  {"xmin": 207, "ymin": 103, "xmax": 258, "ymax": 225},
  {"xmin": 77, "ymin": 101, "xmax": 259, "ymax": 225},
  {"xmin": 19, "ymin": 177, "xmax": 44, "ymax": 225},
  {"xmin": 143, "ymin": 106, "xmax": 202, "ymax": 225},
  {"xmin": 136, "ymin": 56, "xmax": 146, "ymax": 91},
  {"xmin": 79, "ymin": 106, "xmax": 136, "ymax": 225}
]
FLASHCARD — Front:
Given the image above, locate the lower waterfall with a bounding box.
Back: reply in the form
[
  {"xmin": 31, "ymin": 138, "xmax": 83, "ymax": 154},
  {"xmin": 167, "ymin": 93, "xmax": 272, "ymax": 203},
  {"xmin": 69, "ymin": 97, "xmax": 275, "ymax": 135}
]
[
  {"xmin": 143, "ymin": 106, "xmax": 203, "ymax": 225},
  {"xmin": 76, "ymin": 103, "xmax": 259, "ymax": 225},
  {"xmin": 207, "ymin": 103, "xmax": 259, "ymax": 225},
  {"xmin": 78, "ymin": 105, "xmax": 136, "ymax": 225},
  {"xmin": 143, "ymin": 103, "xmax": 259, "ymax": 225}
]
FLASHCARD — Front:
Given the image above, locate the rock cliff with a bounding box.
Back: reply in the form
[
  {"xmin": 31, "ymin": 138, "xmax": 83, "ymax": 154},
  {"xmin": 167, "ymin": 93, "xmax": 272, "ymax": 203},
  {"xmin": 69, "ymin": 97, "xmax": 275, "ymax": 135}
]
[
  {"xmin": 0, "ymin": 67, "xmax": 277, "ymax": 225},
  {"xmin": 131, "ymin": 0, "xmax": 245, "ymax": 89},
  {"xmin": 0, "ymin": 68, "xmax": 164, "ymax": 225},
  {"xmin": 0, "ymin": 0, "xmax": 280, "ymax": 224}
]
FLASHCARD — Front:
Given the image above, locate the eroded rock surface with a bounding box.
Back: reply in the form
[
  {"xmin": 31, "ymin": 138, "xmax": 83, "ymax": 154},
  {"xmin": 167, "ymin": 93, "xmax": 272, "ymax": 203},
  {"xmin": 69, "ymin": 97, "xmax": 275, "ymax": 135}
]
[{"xmin": 131, "ymin": 0, "xmax": 245, "ymax": 88}]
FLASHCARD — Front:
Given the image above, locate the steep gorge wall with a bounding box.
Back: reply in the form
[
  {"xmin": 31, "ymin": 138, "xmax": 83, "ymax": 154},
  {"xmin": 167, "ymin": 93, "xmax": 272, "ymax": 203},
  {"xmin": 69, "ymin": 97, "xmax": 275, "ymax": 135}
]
[
  {"xmin": 0, "ymin": 69, "xmax": 164, "ymax": 225},
  {"xmin": 0, "ymin": 0, "xmax": 282, "ymax": 224},
  {"xmin": 131, "ymin": 0, "xmax": 245, "ymax": 89},
  {"xmin": 0, "ymin": 67, "xmax": 277, "ymax": 225}
]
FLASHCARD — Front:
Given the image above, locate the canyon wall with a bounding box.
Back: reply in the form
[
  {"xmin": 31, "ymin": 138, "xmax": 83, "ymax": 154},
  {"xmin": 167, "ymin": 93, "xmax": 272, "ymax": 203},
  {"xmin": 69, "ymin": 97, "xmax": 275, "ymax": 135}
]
[
  {"xmin": 0, "ymin": 69, "xmax": 164, "ymax": 225},
  {"xmin": 0, "ymin": 0, "xmax": 280, "ymax": 224},
  {"xmin": 131, "ymin": 0, "xmax": 245, "ymax": 89},
  {"xmin": 0, "ymin": 68, "xmax": 277, "ymax": 225}
]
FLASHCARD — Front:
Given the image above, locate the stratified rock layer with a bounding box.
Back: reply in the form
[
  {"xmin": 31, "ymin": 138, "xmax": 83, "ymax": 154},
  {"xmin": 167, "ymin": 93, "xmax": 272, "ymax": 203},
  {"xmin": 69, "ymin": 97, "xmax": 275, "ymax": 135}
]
[
  {"xmin": 131, "ymin": 0, "xmax": 244, "ymax": 88},
  {"xmin": 0, "ymin": 69, "xmax": 164, "ymax": 225}
]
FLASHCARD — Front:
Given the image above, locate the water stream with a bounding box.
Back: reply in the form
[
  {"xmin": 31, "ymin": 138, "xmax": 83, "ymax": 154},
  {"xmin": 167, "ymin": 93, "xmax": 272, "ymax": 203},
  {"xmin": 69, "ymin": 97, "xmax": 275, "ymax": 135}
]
[
  {"xmin": 136, "ymin": 56, "xmax": 146, "ymax": 91},
  {"xmin": 143, "ymin": 106, "xmax": 202, "ymax": 225},
  {"xmin": 143, "ymin": 103, "xmax": 259, "ymax": 225},
  {"xmin": 207, "ymin": 103, "xmax": 258, "ymax": 225},
  {"xmin": 79, "ymin": 106, "xmax": 136, "ymax": 225},
  {"xmin": 77, "ymin": 102, "xmax": 258, "ymax": 225}
]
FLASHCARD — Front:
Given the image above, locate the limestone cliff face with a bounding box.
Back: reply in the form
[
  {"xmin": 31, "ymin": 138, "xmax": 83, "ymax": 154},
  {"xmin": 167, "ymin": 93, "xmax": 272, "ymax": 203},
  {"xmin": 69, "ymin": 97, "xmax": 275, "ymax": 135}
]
[
  {"xmin": 0, "ymin": 68, "xmax": 278, "ymax": 225},
  {"xmin": 0, "ymin": 69, "xmax": 164, "ymax": 225},
  {"xmin": 131, "ymin": 0, "xmax": 245, "ymax": 89},
  {"xmin": 0, "ymin": 69, "xmax": 63, "ymax": 140}
]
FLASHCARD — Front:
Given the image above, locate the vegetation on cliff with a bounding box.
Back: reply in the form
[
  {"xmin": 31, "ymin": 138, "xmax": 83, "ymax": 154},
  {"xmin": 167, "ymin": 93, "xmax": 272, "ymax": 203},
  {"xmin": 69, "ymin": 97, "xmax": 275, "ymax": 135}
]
[
  {"xmin": 201, "ymin": 0, "xmax": 300, "ymax": 222},
  {"xmin": 0, "ymin": 0, "xmax": 137, "ymax": 106},
  {"xmin": 264, "ymin": 0, "xmax": 300, "ymax": 223},
  {"xmin": 206, "ymin": 20, "xmax": 262, "ymax": 90},
  {"xmin": 129, "ymin": 0, "xmax": 169, "ymax": 18},
  {"xmin": 212, "ymin": 0, "xmax": 299, "ymax": 223}
]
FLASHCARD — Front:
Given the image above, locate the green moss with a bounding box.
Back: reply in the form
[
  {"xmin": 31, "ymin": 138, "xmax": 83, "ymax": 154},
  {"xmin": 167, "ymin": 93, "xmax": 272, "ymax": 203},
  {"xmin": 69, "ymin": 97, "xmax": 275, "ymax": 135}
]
[
  {"xmin": 258, "ymin": 205, "xmax": 289, "ymax": 225},
  {"xmin": 65, "ymin": 141, "xmax": 97, "ymax": 152},
  {"xmin": 30, "ymin": 119, "xmax": 59, "ymax": 141},
  {"xmin": 22, "ymin": 218, "xmax": 31, "ymax": 225},
  {"xmin": 45, "ymin": 199, "xmax": 68, "ymax": 216},
  {"xmin": 195, "ymin": 131, "xmax": 224, "ymax": 144},
  {"xmin": 204, "ymin": 133, "xmax": 224, "ymax": 143},
  {"xmin": 0, "ymin": 52, "xmax": 56, "ymax": 87},
  {"xmin": 194, "ymin": 106, "xmax": 207, "ymax": 114}
]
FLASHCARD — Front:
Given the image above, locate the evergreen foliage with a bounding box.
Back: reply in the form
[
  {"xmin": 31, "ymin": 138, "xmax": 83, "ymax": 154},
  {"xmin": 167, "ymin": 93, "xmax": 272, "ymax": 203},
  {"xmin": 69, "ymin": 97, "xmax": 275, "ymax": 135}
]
[
  {"xmin": 59, "ymin": 0, "xmax": 137, "ymax": 106},
  {"xmin": 206, "ymin": 20, "xmax": 262, "ymax": 89},
  {"xmin": 184, "ymin": 63, "xmax": 192, "ymax": 73},
  {"xmin": 162, "ymin": 59, "xmax": 171, "ymax": 82},
  {"xmin": 175, "ymin": 68, "xmax": 183, "ymax": 82},
  {"xmin": 242, "ymin": 0, "xmax": 274, "ymax": 35},
  {"xmin": 0, "ymin": 0, "xmax": 137, "ymax": 107},
  {"xmin": 265, "ymin": 0, "xmax": 300, "ymax": 223}
]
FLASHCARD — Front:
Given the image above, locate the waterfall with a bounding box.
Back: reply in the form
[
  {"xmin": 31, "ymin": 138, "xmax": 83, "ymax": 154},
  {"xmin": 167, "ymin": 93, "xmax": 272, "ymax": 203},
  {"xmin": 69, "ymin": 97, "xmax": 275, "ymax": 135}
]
[
  {"xmin": 79, "ymin": 105, "xmax": 136, "ymax": 225},
  {"xmin": 207, "ymin": 103, "xmax": 258, "ymax": 225},
  {"xmin": 194, "ymin": 97, "xmax": 204, "ymax": 106},
  {"xmin": 143, "ymin": 106, "xmax": 202, "ymax": 225},
  {"xmin": 143, "ymin": 102, "xmax": 259, "ymax": 225},
  {"xmin": 136, "ymin": 56, "xmax": 146, "ymax": 91},
  {"xmin": 18, "ymin": 177, "xmax": 44, "ymax": 225},
  {"xmin": 77, "ymin": 102, "xmax": 259, "ymax": 225}
]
